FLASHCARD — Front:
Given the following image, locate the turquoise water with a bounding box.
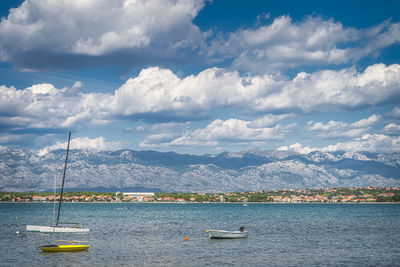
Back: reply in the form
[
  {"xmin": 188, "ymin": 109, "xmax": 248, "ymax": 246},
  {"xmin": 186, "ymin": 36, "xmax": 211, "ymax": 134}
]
[{"xmin": 1, "ymin": 203, "xmax": 400, "ymax": 266}]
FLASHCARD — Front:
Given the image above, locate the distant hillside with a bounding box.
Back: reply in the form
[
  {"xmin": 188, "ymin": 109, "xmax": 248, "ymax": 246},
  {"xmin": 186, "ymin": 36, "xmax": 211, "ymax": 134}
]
[{"xmin": 0, "ymin": 148, "xmax": 399, "ymax": 192}]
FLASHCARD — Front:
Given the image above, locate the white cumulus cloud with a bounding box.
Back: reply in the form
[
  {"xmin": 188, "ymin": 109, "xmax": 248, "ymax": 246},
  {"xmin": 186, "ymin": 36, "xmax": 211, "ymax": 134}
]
[
  {"xmin": 38, "ymin": 136, "xmax": 123, "ymax": 156},
  {"xmin": 209, "ymin": 15, "xmax": 400, "ymax": 73},
  {"xmin": 1, "ymin": 2, "xmax": 399, "ymax": 72},
  {"xmin": 1, "ymin": 64, "xmax": 400, "ymax": 133},
  {"xmin": 279, "ymin": 134, "xmax": 400, "ymax": 154},
  {"xmin": 140, "ymin": 117, "xmax": 296, "ymax": 148},
  {"xmin": 0, "ymin": 0, "xmax": 206, "ymax": 70},
  {"xmin": 0, "ymin": 82, "xmax": 109, "ymax": 130},
  {"xmin": 105, "ymin": 63, "xmax": 400, "ymax": 118},
  {"xmin": 382, "ymin": 123, "xmax": 400, "ymax": 135},
  {"xmin": 307, "ymin": 115, "xmax": 380, "ymax": 139},
  {"xmin": 278, "ymin": 143, "xmax": 317, "ymax": 154},
  {"xmin": 387, "ymin": 107, "xmax": 400, "ymax": 118}
]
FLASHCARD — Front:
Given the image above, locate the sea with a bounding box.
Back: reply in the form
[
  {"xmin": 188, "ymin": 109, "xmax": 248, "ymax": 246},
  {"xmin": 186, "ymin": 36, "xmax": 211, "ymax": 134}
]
[{"xmin": 1, "ymin": 202, "xmax": 400, "ymax": 266}]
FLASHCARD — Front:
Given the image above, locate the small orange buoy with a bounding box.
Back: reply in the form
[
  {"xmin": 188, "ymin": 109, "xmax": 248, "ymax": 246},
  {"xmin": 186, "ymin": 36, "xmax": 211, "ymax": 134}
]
[{"xmin": 185, "ymin": 236, "xmax": 188, "ymax": 241}]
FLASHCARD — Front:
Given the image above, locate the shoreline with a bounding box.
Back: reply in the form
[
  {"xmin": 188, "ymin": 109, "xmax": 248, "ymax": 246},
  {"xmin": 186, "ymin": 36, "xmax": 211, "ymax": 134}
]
[{"xmin": 1, "ymin": 201, "xmax": 399, "ymax": 204}]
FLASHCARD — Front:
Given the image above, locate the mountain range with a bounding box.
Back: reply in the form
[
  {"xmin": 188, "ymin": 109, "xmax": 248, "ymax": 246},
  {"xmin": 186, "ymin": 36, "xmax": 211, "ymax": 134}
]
[{"xmin": 1, "ymin": 148, "xmax": 399, "ymax": 192}]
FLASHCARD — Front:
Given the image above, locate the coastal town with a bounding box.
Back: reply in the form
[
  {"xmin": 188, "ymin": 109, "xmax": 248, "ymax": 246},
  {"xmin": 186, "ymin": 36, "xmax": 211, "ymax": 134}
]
[{"xmin": 1, "ymin": 187, "xmax": 399, "ymax": 203}]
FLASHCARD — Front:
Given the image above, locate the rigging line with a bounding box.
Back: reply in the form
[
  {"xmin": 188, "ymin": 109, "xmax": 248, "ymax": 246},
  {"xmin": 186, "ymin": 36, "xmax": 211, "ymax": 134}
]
[
  {"xmin": 53, "ymin": 173, "xmax": 57, "ymax": 226},
  {"xmin": 56, "ymin": 131, "xmax": 71, "ymax": 226}
]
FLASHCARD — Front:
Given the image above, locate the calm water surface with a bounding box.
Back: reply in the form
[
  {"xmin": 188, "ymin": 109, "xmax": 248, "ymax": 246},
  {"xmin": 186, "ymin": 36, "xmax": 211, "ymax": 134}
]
[{"xmin": 1, "ymin": 203, "xmax": 400, "ymax": 266}]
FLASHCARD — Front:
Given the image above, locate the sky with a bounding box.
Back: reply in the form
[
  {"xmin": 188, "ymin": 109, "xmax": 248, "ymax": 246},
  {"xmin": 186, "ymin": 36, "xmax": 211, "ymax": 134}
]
[{"xmin": 0, "ymin": 0, "xmax": 399, "ymax": 156}]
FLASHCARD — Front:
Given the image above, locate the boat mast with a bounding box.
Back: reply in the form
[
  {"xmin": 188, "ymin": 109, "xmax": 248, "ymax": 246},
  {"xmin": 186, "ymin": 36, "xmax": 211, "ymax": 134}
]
[{"xmin": 56, "ymin": 131, "xmax": 71, "ymax": 226}]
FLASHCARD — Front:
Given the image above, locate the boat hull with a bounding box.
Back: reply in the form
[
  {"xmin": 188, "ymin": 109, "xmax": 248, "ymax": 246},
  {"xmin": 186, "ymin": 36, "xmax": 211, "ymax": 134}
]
[
  {"xmin": 40, "ymin": 244, "xmax": 89, "ymax": 252},
  {"xmin": 27, "ymin": 225, "xmax": 89, "ymax": 233},
  {"xmin": 206, "ymin": 230, "xmax": 248, "ymax": 239}
]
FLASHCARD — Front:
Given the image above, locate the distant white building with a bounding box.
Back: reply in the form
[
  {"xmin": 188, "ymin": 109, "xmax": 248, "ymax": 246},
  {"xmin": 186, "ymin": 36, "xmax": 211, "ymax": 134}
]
[
  {"xmin": 122, "ymin": 192, "xmax": 155, "ymax": 202},
  {"xmin": 122, "ymin": 192, "xmax": 155, "ymax": 197}
]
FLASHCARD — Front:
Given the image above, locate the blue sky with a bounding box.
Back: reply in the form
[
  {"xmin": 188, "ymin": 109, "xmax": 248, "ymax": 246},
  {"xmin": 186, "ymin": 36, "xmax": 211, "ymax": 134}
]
[{"xmin": 0, "ymin": 0, "xmax": 399, "ymax": 155}]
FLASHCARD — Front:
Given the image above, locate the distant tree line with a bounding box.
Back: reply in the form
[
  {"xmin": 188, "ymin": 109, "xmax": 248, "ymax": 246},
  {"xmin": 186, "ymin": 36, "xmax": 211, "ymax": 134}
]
[
  {"xmin": 1, "ymin": 187, "xmax": 400, "ymax": 203},
  {"xmin": 376, "ymin": 193, "xmax": 400, "ymax": 202}
]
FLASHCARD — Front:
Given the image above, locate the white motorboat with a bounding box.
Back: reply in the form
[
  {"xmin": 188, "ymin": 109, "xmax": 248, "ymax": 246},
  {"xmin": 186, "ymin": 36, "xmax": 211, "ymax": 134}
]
[{"xmin": 206, "ymin": 229, "xmax": 248, "ymax": 239}]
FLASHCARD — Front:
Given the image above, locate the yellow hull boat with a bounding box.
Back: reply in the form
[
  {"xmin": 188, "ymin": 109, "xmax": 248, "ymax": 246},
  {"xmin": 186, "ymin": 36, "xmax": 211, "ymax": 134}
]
[{"xmin": 40, "ymin": 244, "xmax": 89, "ymax": 252}]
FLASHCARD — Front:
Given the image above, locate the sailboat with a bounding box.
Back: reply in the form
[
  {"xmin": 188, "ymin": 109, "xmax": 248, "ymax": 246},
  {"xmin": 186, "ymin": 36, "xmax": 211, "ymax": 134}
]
[{"xmin": 27, "ymin": 132, "xmax": 89, "ymax": 233}]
